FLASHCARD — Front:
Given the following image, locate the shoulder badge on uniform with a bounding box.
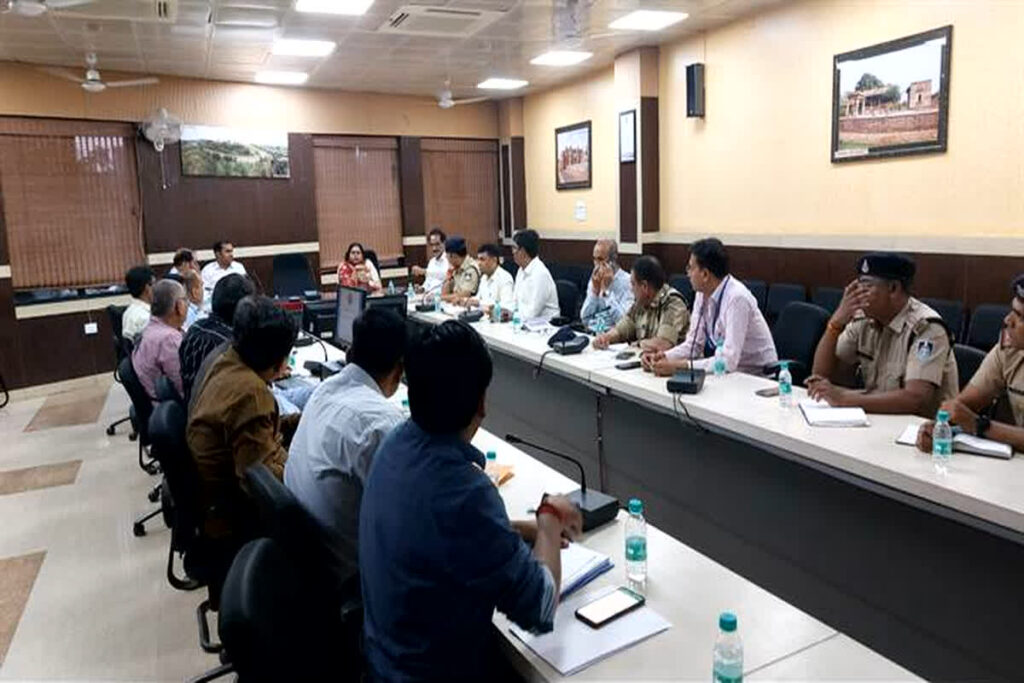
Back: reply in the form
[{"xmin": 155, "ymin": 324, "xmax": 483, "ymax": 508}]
[{"xmin": 915, "ymin": 338, "xmax": 934, "ymax": 361}]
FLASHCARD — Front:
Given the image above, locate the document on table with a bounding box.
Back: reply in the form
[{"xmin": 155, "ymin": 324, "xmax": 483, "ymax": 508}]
[
  {"xmin": 560, "ymin": 543, "xmax": 613, "ymax": 598},
  {"xmin": 798, "ymin": 399, "xmax": 869, "ymax": 427},
  {"xmin": 509, "ymin": 585, "xmax": 671, "ymax": 676},
  {"xmin": 895, "ymin": 423, "xmax": 1013, "ymax": 459}
]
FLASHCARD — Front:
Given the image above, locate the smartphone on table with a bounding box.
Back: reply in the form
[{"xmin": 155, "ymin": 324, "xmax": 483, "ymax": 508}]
[{"xmin": 575, "ymin": 586, "xmax": 646, "ymax": 629}]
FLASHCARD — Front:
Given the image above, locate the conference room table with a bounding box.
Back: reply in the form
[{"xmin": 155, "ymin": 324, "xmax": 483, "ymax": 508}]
[
  {"xmin": 408, "ymin": 305, "xmax": 1024, "ymax": 682},
  {"xmin": 289, "ymin": 334, "xmax": 916, "ymax": 681}
]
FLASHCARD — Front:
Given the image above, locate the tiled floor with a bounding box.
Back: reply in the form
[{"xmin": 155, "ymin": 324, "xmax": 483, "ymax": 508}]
[{"xmin": 0, "ymin": 377, "xmax": 221, "ymax": 682}]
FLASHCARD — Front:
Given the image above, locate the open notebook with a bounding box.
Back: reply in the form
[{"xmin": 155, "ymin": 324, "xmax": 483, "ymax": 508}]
[
  {"xmin": 799, "ymin": 399, "xmax": 870, "ymax": 427},
  {"xmin": 896, "ymin": 423, "xmax": 1013, "ymax": 459}
]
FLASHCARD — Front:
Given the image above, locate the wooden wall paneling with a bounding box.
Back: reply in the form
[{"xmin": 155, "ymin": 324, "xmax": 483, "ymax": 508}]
[
  {"xmin": 640, "ymin": 97, "xmax": 659, "ymax": 233},
  {"xmin": 501, "ymin": 143, "xmax": 511, "ymax": 238},
  {"xmin": 8, "ymin": 309, "xmax": 114, "ymax": 389},
  {"xmin": 138, "ymin": 133, "xmax": 317, "ymax": 253},
  {"xmin": 511, "ymin": 137, "xmax": 526, "ymax": 232},
  {"xmin": 0, "ymin": 177, "xmax": 7, "ymax": 265},
  {"xmin": 398, "ymin": 137, "xmax": 425, "ymax": 237},
  {"xmin": 619, "ymin": 161, "xmax": 638, "ymax": 244}
]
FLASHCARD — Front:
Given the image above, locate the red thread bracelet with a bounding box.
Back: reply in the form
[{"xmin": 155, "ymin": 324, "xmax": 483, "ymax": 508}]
[{"xmin": 535, "ymin": 502, "xmax": 563, "ymax": 524}]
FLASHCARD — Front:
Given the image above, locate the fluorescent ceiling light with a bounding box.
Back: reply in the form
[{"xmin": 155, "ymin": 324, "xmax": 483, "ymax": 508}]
[
  {"xmin": 272, "ymin": 38, "xmax": 337, "ymax": 57},
  {"xmin": 254, "ymin": 70, "xmax": 309, "ymax": 85},
  {"xmin": 530, "ymin": 50, "xmax": 592, "ymax": 66},
  {"xmin": 609, "ymin": 10, "xmax": 688, "ymax": 31},
  {"xmin": 477, "ymin": 77, "xmax": 528, "ymax": 90},
  {"xmin": 295, "ymin": 0, "xmax": 374, "ymax": 16}
]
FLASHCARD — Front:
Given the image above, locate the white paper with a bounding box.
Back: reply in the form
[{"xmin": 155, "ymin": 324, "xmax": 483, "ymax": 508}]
[
  {"xmin": 560, "ymin": 544, "xmax": 612, "ymax": 597},
  {"xmin": 798, "ymin": 399, "xmax": 869, "ymax": 427},
  {"xmin": 510, "ymin": 586, "xmax": 671, "ymax": 676},
  {"xmin": 896, "ymin": 423, "xmax": 1012, "ymax": 459},
  {"xmin": 896, "ymin": 423, "xmax": 919, "ymax": 446},
  {"xmin": 575, "ymin": 200, "xmax": 587, "ymax": 222}
]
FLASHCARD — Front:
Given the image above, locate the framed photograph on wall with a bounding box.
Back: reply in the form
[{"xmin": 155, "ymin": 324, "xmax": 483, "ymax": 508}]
[
  {"xmin": 831, "ymin": 25, "xmax": 952, "ymax": 162},
  {"xmin": 555, "ymin": 120, "xmax": 592, "ymax": 190},
  {"xmin": 619, "ymin": 110, "xmax": 636, "ymax": 163},
  {"xmin": 180, "ymin": 125, "xmax": 291, "ymax": 178}
]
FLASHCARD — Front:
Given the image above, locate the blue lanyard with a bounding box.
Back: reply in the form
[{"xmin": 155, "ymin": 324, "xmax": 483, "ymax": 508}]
[{"xmin": 703, "ymin": 276, "xmax": 730, "ymax": 356}]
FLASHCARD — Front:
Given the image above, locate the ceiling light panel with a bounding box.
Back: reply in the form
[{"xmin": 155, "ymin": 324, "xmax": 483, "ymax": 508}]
[
  {"xmin": 272, "ymin": 38, "xmax": 336, "ymax": 57},
  {"xmin": 254, "ymin": 69, "xmax": 309, "ymax": 85},
  {"xmin": 295, "ymin": 0, "xmax": 374, "ymax": 16},
  {"xmin": 608, "ymin": 10, "xmax": 689, "ymax": 31},
  {"xmin": 477, "ymin": 77, "xmax": 528, "ymax": 90},
  {"xmin": 530, "ymin": 50, "xmax": 592, "ymax": 66},
  {"xmin": 216, "ymin": 7, "xmax": 280, "ymax": 28}
]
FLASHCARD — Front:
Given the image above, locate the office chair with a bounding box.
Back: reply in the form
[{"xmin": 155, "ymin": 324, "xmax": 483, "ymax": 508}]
[
  {"xmin": 922, "ymin": 297, "xmax": 966, "ymax": 343},
  {"xmin": 0, "ymin": 367, "xmax": 7, "ymax": 410},
  {"xmin": 765, "ymin": 302, "xmax": 830, "ymax": 386},
  {"xmin": 272, "ymin": 254, "xmax": 316, "ymax": 298},
  {"xmin": 966, "ymin": 304, "xmax": 1009, "ymax": 351},
  {"xmin": 118, "ymin": 356, "xmax": 166, "ymax": 537},
  {"xmin": 954, "ymin": 344, "xmax": 987, "ymax": 391},
  {"xmin": 500, "ymin": 259, "xmax": 518, "ymax": 280},
  {"xmin": 364, "ymin": 249, "xmax": 381, "ymax": 277},
  {"xmin": 105, "ymin": 304, "xmax": 136, "ymax": 439},
  {"xmin": 744, "ymin": 280, "xmax": 768, "ymax": 313},
  {"xmin": 765, "ymin": 283, "xmax": 806, "ymax": 328},
  {"xmin": 812, "ymin": 287, "xmax": 843, "ymax": 314},
  {"xmin": 668, "ymin": 275, "xmax": 695, "ymax": 309},
  {"xmin": 555, "ymin": 279, "xmax": 581, "ymax": 321}
]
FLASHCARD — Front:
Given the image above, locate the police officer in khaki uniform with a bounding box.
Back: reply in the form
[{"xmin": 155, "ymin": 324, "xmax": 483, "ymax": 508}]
[
  {"xmin": 592, "ymin": 255, "xmax": 690, "ymax": 352},
  {"xmin": 917, "ymin": 274, "xmax": 1024, "ymax": 453},
  {"xmin": 808, "ymin": 252, "xmax": 958, "ymax": 418},
  {"xmin": 440, "ymin": 236, "xmax": 480, "ymax": 302}
]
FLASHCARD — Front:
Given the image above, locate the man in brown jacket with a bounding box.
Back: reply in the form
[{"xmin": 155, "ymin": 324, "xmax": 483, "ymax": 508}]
[{"xmin": 187, "ymin": 294, "xmax": 298, "ymax": 542}]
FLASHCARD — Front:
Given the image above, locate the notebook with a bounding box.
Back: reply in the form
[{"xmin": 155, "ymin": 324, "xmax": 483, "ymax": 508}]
[
  {"xmin": 798, "ymin": 399, "xmax": 870, "ymax": 427},
  {"xmin": 560, "ymin": 543, "xmax": 613, "ymax": 598},
  {"xmin": 896, "ymin": 423, "xmax": 1013, "ymax": 459}
]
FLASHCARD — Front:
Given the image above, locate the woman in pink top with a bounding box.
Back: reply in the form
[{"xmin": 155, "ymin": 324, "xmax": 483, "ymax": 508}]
[{"xmin": 337, "ymin": 242, "xmax": 382, "ymax": 293}]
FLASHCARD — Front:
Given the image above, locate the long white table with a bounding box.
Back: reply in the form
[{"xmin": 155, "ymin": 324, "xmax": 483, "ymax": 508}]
[
  {"xmin": 409, "ymin": 307, "xmax": 1024, "ymax": 681},
  {"xmin": 289, "ymin": 332, "xmax": 915, "ymax": 681}
]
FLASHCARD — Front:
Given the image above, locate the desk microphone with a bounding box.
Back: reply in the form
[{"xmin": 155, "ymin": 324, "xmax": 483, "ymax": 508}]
[
  {"xmin": 668, "ymin": 288, "xmax": 706, "ymax": 394},
  {"xmin": 505, "ymin": 433, "xmax": 619, "ymax": 531}
]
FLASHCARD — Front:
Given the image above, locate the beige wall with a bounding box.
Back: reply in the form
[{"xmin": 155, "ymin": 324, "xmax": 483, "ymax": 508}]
[
  {"xmin": 522, "ymin": 67, "xmax": 617, "ymax": 234},
  {"xmin": 660, "ymin": 0, "xmax": 1024, "ymax": 241},
  {"xmin": 0, "ymin": 61, "xmax": 498, "ymax": 138}
]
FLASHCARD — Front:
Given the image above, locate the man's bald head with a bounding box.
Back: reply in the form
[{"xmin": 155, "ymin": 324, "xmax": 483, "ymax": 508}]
[
  {"xmin": 151, "ymin": 279, "xmax": 187, "ymax": 327},
  {"xmin": 593, "ymin": 238, "xmax": 619, "ymax": 270}
]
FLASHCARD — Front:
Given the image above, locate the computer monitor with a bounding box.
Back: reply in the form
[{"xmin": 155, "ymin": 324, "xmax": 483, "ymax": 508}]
[
  {"xmin": 334, "ymin": 286, "xmax": 367, "ymax": 350},
  {"xmin": 364, "ymin": 294, "xmax": 408, "ymax": 321}
]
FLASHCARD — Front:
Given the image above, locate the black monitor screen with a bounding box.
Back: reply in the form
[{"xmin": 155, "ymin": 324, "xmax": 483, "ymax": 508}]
[
  {"xmin": 364, "ymin": 294, "xmax": 408, "ymax": 321},
  {"xmin": 334, "ymin": 286, "xmax": 367, "ymax": 349}
]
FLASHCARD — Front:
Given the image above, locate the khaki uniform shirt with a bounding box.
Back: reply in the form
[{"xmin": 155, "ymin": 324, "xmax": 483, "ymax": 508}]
[
  {"xmin": 187, "ymin": 346, "xmax": 293, "ymax": 539},
  {"xmin": 836, "ymin": 297, "xmax": 959, "ymax": 416},
  {"xmin": 612, "ymin": 284, "xmax": 690, "ymax": 346},
  {"xmin": 969, "ymin": 344, "xmax": 1024, "ymax": 425},
  {"xmin": 444, "ymin": 256, "xmax": 481, "ymax": 298}
]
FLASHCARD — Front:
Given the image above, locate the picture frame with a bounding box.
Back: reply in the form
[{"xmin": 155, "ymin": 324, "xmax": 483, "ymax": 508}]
[
  {"xmin": 619, "ymin": 110, "xmax": 636, "ymax": 163},
  {"xmin": 555, "ymin": 120, "xmax": 592, "ymax": 190},
  {"xmin": 180, "ymin": 125, "xmax": 291, "ymax": 178},
  {"xmin": 831, "ymin": 25, "xmax": 952, "ymax": 163}
]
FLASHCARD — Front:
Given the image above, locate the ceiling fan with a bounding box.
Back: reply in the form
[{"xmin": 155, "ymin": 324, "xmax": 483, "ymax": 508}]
[
  {"xmin": 1, "ymin": 0, "xmax": 94, "ymax": 17},
  {"xmin": 39, "ymin": 53, "xmax": 159, "ymax": 93},
  {"xmin": 436, "ymin": 79, "xmax": 488, "ymax": 109}
]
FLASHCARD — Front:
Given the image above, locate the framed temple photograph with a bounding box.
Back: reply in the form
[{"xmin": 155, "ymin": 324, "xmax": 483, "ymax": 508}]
[
  {"xmin": 619, "ymin": 110, "xmax": 636, "ymax": 163},
  {"xmin": 555, "ymin": 120, "xmax": 592, "ymax": 190},
  {"xmin": 831, "ymin": 25, "xmax": 952, "ymax": 163}
]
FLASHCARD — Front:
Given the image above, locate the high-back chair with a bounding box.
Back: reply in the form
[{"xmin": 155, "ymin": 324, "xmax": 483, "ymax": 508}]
[
  {"xmin": 766, "ymin": 302, "xmax": 830, "ymax": 386},
  {"xmin": 105, "ymin": 304, "xmax": 135, "ymax": 438}
]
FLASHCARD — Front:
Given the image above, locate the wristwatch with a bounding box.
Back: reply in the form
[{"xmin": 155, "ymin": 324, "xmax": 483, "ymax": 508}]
[{"xmin": 975, "ymin": 414, "xmax": 991, "ymax": 438}]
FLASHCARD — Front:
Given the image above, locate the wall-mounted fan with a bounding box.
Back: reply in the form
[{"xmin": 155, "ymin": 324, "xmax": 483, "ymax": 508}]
[{"xmin": 140, "ymin": 107, "xmax": 182, "ymax": 189}]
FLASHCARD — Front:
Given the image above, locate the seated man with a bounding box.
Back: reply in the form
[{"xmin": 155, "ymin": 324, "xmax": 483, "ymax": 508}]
[
  {"xmin": 808, "ymin": 252, "xmax": 958, "ymax": 417},
  {"xmin": 643, "ymin": 238, "xmax": 777, "ymax": 375},
  {"xmin": 179, "ymin": 273, "xmax": 255, "ymax": 402},
  {"xmin": 580, "ymin": 238, "xmax": 634, "ymax": 332},
  {"xmin": 918, "ymin": 276, "xmax": 1024, "ymax": 451},
  {"xmin": 360, "ymin": 321, "xmax": 583, "ymax": 681},
  {"xmin": 465, "ymin": 243, "xmax": 514, "ymax": 312},
  {"xmin": 121, "ymin": 265, "xmax": 155, "ymax": 344},
  {"xmin": 187, "ymin": 295, "xmax": 298, "ymax": 543},
  {"xmin": 440, "ymin": 236, "xmax": 480, "ymax": 303},
  {"xmin": 411, "ymin": 227, "xmax": 449, "ymax": 295},
  {"xmin": 200, "ymin": 240, "xmax": 247, "ymax": 311},
  {"xmin": 511, "ymin": 229, "xmax": 560, "ymax": 321},
  {"xmin": 593, "ymin": 255, "xmax": 688, "ymax": 352},
  {"xmin": 132, "ymin": 279, "xmax": 188, "ymax": 401},
  {"xmin": 167, "ymin": 269, "xmax": 205, "ymax": 330},
  {"xmin": 286, "ymin": 308, "xmax": 406, "ymax": 582}
]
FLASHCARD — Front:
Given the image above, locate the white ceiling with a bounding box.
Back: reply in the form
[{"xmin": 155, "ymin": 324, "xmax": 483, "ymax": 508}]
[{"xmin": 0, "ymin": 0, "xmax": 787, "ymax": 98}]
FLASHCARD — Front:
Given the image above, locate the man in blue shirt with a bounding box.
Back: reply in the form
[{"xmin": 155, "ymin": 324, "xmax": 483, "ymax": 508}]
[
  {"xmin": 360, "ymin": 321, "xmax": 582, "ymax": 682},
  {"xmin": 580, "ymin": 238, "xmax": 634, "ymax": 332}
]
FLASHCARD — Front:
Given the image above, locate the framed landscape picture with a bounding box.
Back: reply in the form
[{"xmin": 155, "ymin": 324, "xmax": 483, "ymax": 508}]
[
  {"xmin": 555, "ymin": 120, "xmax": 591, "ymax": 190},
  {"xmin": 831, "ymin": 25, "xmax": 952, "ymax": 162},
  {"xmin": 180, "ymin": 125, "xmax": 291, "ymax": 178}
]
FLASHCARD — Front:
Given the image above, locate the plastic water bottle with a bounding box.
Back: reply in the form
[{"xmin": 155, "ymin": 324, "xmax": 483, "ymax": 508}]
[
  {"xmin": 387, "ymin": 280, "xmax": 396, "ymax": 296},
  {"xmin": 511, "ymin": 308, "xmax": 521, "ymax": 333},
  {"xmin": 484, "ymin": 450, "xmax": 500, "ymax": 485},
  {"xmin": 625, "ymin": 498, "xmax": 647, "ymax": 588},
  {"xmin": 713, "ymin": 339, "xmax": 727, "ymax": 376},
  {"xmin": 778, "ymin": 361, "xmax": 793, "ymax": 409},
  {"xmin": 405, "ymin": 282, "xmax": 415, "ymax": 302},
  {"xmin": 932, "ymin": 409, "xmax": 953, "ymax": 474},
  {"xmin": 400, "ymin": 398, "xmax": 410, "ymax": 417},
  {"xmin": 492, "ymin": 301, "xmax": 502, "ymax": 324},
  {"xmin": 288, "ymin": 349, "xmax": 297, "ymax": 371},
  {"xmin": 713, "ymin": 612, "xmax": 743, "ymax": 683},
  {"xmin": 433, "ymin": 291, "xmax": 441, "ymax": 312}
]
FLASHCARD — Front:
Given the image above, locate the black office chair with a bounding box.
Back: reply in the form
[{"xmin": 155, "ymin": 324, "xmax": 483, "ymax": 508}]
[
  {"xmin": 954, "ymin": 344, "xmax": 987, "ymax": 391},
  {"xmin": 966, "ymin": 304, "xmax": 1009, "ymax": 351},
  {"xmin": 766, "ymin": 302, "xmax": 830, "ymax": 386},
  {"xmin": 555, "ymin": 279, "xmax": 581, "ymax": 321},
  {"xmin": 500, "ymin": 259, "xmax": 518, "ymax": 280},
  {"xmin": 744, "ymin": 280, "xmax": 768, "ymax": 313},
  {"xmin": 922, "ymin": 297, "xmax": 966, "ymax": 343},
  {"xmin": 119, "ymin": 356, "xmax": 166, "ymax": 537},
  {"xmin": 364, "ymin": 249, "xmax": 381, "ymax": 278},
  {"xmin": 271, "ymin": 254, "xmax": 316, "ymax": 299},
  {"xmin": 668, "ymin": 275, "xmax": 695, "ymax": 309},
  {"xmin": 812, "ymin": 287, "xmax": 843, "ymax": 314},
  {"xmin": 765, "ymin": 283, "xmax": 806, "ymax": 328},
  {"xmin": 105, "ymin": 304, "xmax": 136, "ymax": 439},
  {"xmin": 567, "ymin": 264, "xmax": 592, "ymax": 297},
  {"xmin": 0, "ymin": 365, "xmax": 8, "ymax": 410}
]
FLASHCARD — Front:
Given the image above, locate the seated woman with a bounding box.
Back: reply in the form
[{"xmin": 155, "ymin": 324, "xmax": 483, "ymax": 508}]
[{"xmin": 338, "ymin": 242, "xmax": 383, "ymax": 293}]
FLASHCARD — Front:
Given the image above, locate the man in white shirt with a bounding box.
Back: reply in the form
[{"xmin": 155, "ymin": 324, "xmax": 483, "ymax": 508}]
[
  {"xmin": 580, "ymin": 238, "xmax": 634, "ymax": 331},
  {"xmin": 411, "ymin": 227, "xmax": 449, "ymax": 296},
  {"xmin": 168, "ymin": 248, "xmax": 197, "ymax": 277},
  {"xmin": 121, "ymin": 265, "xmax": 154, "ymax": 344},
  {"xmin": 285, "ymin": 307, "xmax": 406, "ymax": 582},
  {"xmin": 511, "ymin": 229, "xmax": 560, "ymax": 321},
  {"xmin": 200, "ymin": 241, "xmax": 247, "ymax": 312},
  {"xmin": 465, "ymin": 243, "xmax": 514, "ymax": 312},
  {"xmin": 643, "ymin": 237, "xmax": 777, "ymax": 376}
]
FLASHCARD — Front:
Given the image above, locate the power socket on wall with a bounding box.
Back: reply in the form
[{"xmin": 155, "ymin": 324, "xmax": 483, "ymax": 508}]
[{"xmin": 84, "ymin": 322, "xmax": 98, "ymax": 335}]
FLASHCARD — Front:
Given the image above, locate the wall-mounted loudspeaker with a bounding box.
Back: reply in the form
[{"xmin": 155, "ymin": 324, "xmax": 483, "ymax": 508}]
[{"xmin": 686, "ymin": 63, "xmax": 705, "ymax": 118}]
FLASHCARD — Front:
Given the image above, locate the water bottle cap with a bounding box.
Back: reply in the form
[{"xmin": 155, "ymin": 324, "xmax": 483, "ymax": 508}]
[
  {"xmin": 719, "ymin": 612, "xmax": 737, "ymax": 632},
  {"xmin": 937, "ymin": 409, "xmax": 950, "ymax": 422},
  {"xmin": 628, "ymin": 498, "xmax": 643, "ymax": 514},
  {"xmin": 401, "ymin": 398, "xmax": 409, "ymax": 407},
  {"xmin": 715, "ymin": 338, "xmax": 724, "ymax": 348},
  {"xmin": 486, "ymin": 450, "xmax": 497, "ymax": 460},
  {"xmin": 779, "ymin": 360, "xmax": 789, "ymax": 369}
]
